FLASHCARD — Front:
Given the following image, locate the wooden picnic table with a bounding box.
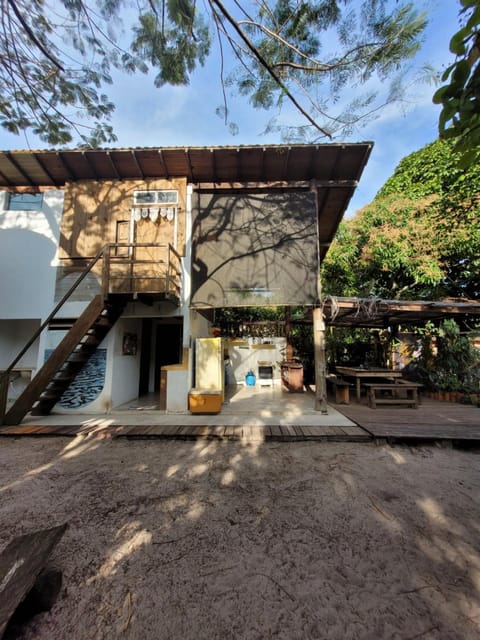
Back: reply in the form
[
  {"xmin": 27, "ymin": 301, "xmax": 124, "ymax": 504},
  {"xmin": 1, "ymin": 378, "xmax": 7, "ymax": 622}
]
[
  {"xmin": 363, "ymin": 381, "xmax": 422, "ymax": 409},
  {"xmin": 335, "ymin": 366, "xmax": 403, "ymax": 403}
]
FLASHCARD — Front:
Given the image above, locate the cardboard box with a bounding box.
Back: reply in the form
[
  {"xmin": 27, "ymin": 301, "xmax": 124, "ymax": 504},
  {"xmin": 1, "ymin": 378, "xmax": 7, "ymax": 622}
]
[{"xmin": 188, "ymin": 388, "xmax": 222, "ymax": 414}]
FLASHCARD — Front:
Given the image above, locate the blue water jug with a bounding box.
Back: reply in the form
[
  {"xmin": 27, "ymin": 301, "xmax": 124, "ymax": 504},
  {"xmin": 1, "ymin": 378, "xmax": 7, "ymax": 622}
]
[{"xmin": 245, "ymin": 370, "xmax": 256, "ymax": 386}]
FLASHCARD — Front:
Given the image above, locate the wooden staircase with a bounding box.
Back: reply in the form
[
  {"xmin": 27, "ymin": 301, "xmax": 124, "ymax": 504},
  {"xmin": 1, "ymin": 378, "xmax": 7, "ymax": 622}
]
[{"xmin": 3, "ymin": 295, "xmax": 126, "ymax": 426}]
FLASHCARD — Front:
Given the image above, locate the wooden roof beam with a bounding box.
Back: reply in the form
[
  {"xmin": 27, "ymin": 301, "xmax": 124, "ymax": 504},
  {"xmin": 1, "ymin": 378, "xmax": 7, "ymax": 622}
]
[
  {"xmin": 0, "ymin": 168, "xmax": 9, "ymax": 185},
  {"xmin": 106, "ymin": 151, "xmax": 120, "ymax": 179},
  {"xmin": 184, "ymin": 149, "xmax": 193, "ymax": 181},
  {"xmin": 158, "ymin": 150, "xmax": 169, "ymax": 179},
  {"xmin": 193, "ymin": 180, "xmax": 313, "ymax": 191},
  {"xmin": 4, "ymin": 153, "xmax": 35, "ymax": 187},
  {"xmin": 81, "ymin": 151, "xmax": 97, "ymax": 179},
  {"xmin": 130, "ymin": 150, "xmax": 144, "ymax": 179},
  {"xmin": 282, "ymin": 147, "xmax": 291, "ymax": 181},
  {"xmin": 32, "ymin": 154, "xmax": 56, "ymax": 186},
  {"xmin": 56, "ymin": 152, "xmax": 74, "ymax": 182}
]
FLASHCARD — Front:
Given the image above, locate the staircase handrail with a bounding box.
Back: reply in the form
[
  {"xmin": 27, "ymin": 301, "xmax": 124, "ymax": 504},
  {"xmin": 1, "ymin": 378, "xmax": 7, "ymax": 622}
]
[
  {"xmin": 0, "ymin": 244, "xmax": 109, "ymax": 384},
  {"xmin": 1, "ymin": 242, "xmax": 181, "ymax": 383}
]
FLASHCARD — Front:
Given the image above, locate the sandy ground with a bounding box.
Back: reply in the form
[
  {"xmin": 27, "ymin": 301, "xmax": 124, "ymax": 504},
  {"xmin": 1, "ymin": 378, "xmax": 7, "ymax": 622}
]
[{"xmin": 1, "ymin": 437, "xmax": 480, "ymax": 640}]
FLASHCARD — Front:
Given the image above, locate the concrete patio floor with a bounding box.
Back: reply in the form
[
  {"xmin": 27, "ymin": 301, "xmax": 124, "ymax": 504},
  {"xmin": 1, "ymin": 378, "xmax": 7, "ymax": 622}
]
[{"xmin": 11, "ymin": 384, "xmax": 357, "ymax": 430}]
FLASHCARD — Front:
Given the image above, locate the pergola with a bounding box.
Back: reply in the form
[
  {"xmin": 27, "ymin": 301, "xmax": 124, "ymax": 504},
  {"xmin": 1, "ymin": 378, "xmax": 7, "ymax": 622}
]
[{"xmin": 321, "ymin": 297, "xmax": 480, "ymax": 328}]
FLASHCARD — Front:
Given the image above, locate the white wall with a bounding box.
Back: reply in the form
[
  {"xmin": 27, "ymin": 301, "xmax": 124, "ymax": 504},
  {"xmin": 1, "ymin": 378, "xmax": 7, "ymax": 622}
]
[
  {"xmin": 0, "ymin": 319, "xmax": 40, "ymax": 368},
  {"xmin": 0, "ymin": 319, "xmax": 41, "ymax": 401},
  {"xmin": 189, "ymin": 310, "xmax": 210, "ymax": 340},
  {"xmin": 109, "ymin": 318, "xmax": 142, "ymax": 409},
  {"xmin": 227, "ymin": 337, "xmax": 286, "ymax": 385},
  {"xmin": 0, "ymin": 190, "xmax": 64, "ymax": 319}
]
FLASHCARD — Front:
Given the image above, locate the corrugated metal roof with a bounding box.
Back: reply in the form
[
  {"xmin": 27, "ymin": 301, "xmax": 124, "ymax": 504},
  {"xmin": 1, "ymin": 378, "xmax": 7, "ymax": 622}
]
[
  {"xmin": 0, "ymin": 143, "xmax": 373, "ymax": 262},
  {"xmin": 0, "ymin": 143, "xmax": 372, "ymax": 187}
]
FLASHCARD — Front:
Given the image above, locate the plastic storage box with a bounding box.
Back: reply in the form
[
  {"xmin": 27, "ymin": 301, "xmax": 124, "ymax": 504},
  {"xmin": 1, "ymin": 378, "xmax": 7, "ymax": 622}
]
[{"xmin": 188, "ymin": 388, "xmax": 223, "ymax": 414}]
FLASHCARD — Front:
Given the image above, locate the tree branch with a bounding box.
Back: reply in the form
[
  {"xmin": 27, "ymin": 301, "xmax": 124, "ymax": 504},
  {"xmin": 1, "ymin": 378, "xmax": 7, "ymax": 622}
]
[
  {"xmin": 209, "ymin": 0, "xmax": 331, "ymax": 138},
  {"xmin": 237, "ymin": 19, "xmax": 334, "ymax": 72},
  {"xmin": 6, "ymin": 0, "xmax": 65, "ymax": 71}
]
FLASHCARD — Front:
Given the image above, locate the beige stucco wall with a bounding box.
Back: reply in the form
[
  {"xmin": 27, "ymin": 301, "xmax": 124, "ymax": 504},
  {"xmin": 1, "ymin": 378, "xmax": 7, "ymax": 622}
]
[{"xmin": 59, "ymin": 178, "xmax": 187, "ymax": 259}]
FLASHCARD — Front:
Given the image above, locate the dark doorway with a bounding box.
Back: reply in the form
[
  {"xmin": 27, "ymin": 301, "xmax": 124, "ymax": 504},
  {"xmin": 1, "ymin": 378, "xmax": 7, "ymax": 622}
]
[
  {"xmin": 138, "ymin": 318, "xmax": 152, "ymax": 396},
  {"xmin": 154, "ymin": 323, "xmax": 183, "ymax": 390}
]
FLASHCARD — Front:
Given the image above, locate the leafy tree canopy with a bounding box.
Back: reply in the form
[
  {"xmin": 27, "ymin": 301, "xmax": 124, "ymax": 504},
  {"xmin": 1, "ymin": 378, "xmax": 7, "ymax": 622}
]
[
  {"xmin": 433, "ymin": 0, "xmax": 480, "ymax": 168},
  {"xmin": 321, "ymin": 138, "xmax": 480, "ymax": 301},
  {"xmin": 0, "ymin": 0, "xmax": 427, "ymax": 146}
]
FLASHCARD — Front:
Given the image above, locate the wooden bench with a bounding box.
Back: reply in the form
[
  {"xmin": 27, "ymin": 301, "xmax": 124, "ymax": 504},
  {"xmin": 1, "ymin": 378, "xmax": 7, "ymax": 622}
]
[
  {"xmin": 363, "ymin": 382, "xmax": 421, "ymax": 409},
  {"xmin": 326, "ymin": 375, "xmax": 351, "ymax": 404}
]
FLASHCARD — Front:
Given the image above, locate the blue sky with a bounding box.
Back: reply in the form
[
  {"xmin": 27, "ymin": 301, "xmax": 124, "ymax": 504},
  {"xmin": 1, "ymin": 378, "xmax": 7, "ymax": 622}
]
[{"xmin": 0, "ymin": 0, "xmax": 459, "ymax": 216}]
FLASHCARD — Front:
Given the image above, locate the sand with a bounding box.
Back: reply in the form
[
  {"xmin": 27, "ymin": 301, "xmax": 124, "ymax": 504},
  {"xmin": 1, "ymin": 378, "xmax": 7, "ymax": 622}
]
[{"xmin": 1, "ymin": 437, "xmax": 479, "ymax": 639}]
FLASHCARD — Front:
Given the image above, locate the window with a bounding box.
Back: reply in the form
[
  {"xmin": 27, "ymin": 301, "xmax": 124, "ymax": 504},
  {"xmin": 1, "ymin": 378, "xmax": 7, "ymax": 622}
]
[
  {"xmin": 8, "ymin": 193, "xmax": 43, "ymax": 211},
  {"xmin": 133, "ymin": 190, "xmax": 178, "ymax": 205}
]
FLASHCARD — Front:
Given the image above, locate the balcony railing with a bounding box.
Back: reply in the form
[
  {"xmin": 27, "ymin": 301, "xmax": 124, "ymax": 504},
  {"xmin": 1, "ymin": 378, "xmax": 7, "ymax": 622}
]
[
  {"xmin": 55, "ymin": 243, "xmax": 182, "ymax": 301},
  {"xmin": 0, "ymin": 242, "xmax": 182, "ymax": 423}
]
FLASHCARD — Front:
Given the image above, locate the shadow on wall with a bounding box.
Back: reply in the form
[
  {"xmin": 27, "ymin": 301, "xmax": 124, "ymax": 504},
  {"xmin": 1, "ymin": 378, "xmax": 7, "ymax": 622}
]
[{"xmin": 191, "ymin": 192, "xmax": 318, "ymax": 308}]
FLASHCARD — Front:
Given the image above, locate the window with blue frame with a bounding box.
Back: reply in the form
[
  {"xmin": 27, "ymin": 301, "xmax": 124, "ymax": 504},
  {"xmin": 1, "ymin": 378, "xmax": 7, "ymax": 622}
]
[{"xmin": 7, "ymin": 192, "xmax": 43, "ymax": 210}]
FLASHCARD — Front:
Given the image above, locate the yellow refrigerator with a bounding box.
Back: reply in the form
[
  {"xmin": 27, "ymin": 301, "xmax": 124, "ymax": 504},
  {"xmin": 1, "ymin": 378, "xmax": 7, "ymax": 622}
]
[{"xmin": 195, "ymin": 338, "xmax": 225, "ymax": 399}]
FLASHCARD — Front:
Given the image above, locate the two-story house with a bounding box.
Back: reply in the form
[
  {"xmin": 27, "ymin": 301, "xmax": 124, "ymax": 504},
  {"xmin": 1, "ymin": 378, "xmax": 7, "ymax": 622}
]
[{"xmin": 0, "ymin": 144, "xmax": 372, "ymax": 423}]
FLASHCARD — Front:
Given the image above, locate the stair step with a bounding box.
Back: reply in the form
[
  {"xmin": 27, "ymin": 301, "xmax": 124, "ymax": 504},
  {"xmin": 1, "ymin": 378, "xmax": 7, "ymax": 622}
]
[
  {"xmin": 94, "ymin": 317, "xmax": 114, "ymax": 328},
  {"xmin": 67, "ymin": 353, "xmax": 91, "ymax": 364},
  {"xmin": 4, "ymin": 295, "xmax": 127, "ymax": 425},
  {"xmin": 31, "ymin": 402, "xmax": 57, "ymax": 416},
  {"xmin": 47, "ymin": 378, "xmax": 73, "ymax": 389},
  {"xmin": 51, "ymin": 373, "xmax": 75, "ymax": 382},
  {"xmin": 39, "ymin": 388, "xmax": 65, "ymax": 401}
]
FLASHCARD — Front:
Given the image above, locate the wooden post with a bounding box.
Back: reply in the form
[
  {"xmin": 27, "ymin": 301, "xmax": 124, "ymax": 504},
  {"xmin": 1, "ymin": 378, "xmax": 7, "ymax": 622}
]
[
  {"xmin": 101, "ymin": 244, "xmax": 110, "ymax": 300},
  {"xmin": 284, "ymin": 306, "xmax": 293, "ymax": 361},
  {"xmin": 310, "ymin": 179, "xmax": 328, "ymax": 413},
  {"xmin": 0, "ymin": 374, "xmax": 9, "ymax": 425},
  {"xmin": 313, "ymin": 306, "xmax": 328, "ymax": 413}
]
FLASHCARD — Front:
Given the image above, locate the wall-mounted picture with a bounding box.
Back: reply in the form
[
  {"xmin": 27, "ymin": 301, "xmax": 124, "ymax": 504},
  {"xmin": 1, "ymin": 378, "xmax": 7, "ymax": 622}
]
[{"xmin": 122, "ymin": 333, "xmax": 137, "ymax": 356}]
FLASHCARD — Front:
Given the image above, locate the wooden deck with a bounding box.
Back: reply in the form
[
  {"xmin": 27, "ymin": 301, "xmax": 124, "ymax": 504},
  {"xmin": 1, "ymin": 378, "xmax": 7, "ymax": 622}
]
[
  {"xmin": 1, "ymin": 389, "xmax": 478, "ymax": 445},
  {"xmin": 0, "ymin": 422, "xmax": 369, "ymax": 442},
  {"xmin": 334, "ymin": 396, "xmax": 480, "ymax": 444}
]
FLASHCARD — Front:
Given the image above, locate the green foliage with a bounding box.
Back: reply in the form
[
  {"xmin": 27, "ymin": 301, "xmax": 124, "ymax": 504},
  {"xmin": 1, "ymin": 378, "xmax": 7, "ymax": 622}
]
[
  {"xmin": 405, "ymin": 319, "xmax": 480, "ymax": 393},
  {"xmin": 131, "ymin": 7, "xmax": 210, "ymax": 87},
  {"xmin": 0, "ymin": 0, "xmax": 210, "ymax": 146},
  {"xmin": 224, "ymin": 0, "xmax": 427, "ymax": 139},
  {"xmin": 0, "ymin": 0, "xmax": 427, "ymax": 145},
  {"xmin": 322, "ymin": 138, "xmax": 480, "ymax": 300},
  {"xmin": 326, "ymin": 327, "xmax": 389, "ymax": 369},
  {"xmin": 433, "ymin": 0, "xmax": 480, "ymax": 168}
]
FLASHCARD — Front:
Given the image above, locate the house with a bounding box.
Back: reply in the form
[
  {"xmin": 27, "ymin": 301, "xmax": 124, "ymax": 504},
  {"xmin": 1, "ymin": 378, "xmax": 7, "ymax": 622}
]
[{"xmin": 0, "ymin": 144, "xmax": 372, "ymax": 423}]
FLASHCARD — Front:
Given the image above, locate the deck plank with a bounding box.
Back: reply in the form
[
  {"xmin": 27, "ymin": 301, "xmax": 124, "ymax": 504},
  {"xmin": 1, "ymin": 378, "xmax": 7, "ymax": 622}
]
[{"xmin": 335, "ymin": 398, "xmax": 480, "ymax": 442}]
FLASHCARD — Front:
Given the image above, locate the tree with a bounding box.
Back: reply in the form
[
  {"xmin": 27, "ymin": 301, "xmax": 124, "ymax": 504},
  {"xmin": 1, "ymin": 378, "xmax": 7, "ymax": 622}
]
[
  {"xmin": 0, "ymin": 0, "xmax": 427, "ymax": 146},
  {"xmin": 321, "ymin": 138, "xmax": 480, "ymax": 300},
  {"xmin": 433, "ymin": 0, "xmax": 480, "ymax": 168}
]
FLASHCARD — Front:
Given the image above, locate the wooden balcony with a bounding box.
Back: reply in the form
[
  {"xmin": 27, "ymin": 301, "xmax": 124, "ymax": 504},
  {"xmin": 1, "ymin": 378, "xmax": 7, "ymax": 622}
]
[{"xmin": 55, "ymin": 243, "xmax": 182, "ymax": 302}]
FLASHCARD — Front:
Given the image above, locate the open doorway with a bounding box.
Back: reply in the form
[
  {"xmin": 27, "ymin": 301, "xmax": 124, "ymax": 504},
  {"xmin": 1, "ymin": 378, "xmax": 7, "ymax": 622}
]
[
  {"xmin": 154, "ymin": 322, "xmax": 183, "ymax": 390},
  {"xmin": 138, "ymin": 318, "xmax": 183, "ymax": 396}
]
